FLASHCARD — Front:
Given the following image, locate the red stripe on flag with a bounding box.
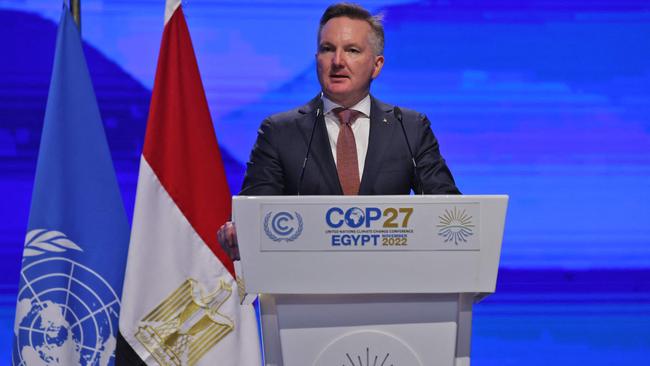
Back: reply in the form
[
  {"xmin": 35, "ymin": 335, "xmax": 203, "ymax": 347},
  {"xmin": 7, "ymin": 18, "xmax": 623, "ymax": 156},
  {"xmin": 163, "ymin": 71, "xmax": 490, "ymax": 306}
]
[{"xmin": 142, "ymin": 7, "xmax": 234, "ymax": 276}]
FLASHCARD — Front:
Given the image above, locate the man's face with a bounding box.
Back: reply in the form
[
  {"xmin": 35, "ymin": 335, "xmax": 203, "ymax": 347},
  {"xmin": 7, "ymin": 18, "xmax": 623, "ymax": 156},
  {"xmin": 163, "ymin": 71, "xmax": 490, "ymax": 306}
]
[{"xmin": 317, "ymin": 17, "xmax": 384, "ymax": 107}]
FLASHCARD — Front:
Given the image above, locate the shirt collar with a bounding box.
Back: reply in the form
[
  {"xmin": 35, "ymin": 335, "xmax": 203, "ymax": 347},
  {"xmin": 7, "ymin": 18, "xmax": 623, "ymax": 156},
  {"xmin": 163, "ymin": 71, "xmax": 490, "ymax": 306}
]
[{"xmin": 322, "ymin": 94, "xmax": 371, "ymax": 118}]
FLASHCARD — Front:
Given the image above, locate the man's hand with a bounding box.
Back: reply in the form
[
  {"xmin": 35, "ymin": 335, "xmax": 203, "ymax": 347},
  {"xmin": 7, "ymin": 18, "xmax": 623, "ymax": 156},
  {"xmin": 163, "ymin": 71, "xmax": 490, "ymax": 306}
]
[{"xmin": 217, "ymin": 221, "xmax": 240, "ymax": 261}]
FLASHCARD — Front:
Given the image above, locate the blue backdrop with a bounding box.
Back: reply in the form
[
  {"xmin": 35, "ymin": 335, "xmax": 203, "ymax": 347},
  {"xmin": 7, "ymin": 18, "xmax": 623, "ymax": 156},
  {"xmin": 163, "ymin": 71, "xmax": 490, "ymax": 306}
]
[{"xmin": 2, "ymin": 1, "xmax": 649, "ymax": 364}]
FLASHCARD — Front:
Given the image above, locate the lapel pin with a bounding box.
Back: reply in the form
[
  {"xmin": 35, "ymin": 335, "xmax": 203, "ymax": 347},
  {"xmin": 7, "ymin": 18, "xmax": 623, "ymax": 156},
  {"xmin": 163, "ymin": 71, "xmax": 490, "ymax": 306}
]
[{"xmin": 383, "ymin": 117, "xmax": 389, "ymax": 124}]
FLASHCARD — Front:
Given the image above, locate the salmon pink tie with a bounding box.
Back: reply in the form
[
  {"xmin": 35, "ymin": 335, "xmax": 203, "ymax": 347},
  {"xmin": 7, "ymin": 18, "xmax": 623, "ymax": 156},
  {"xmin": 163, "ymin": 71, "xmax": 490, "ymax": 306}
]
[{"xmin": 334, "ymin": 108, "xmax": 361, "ymax": 195}]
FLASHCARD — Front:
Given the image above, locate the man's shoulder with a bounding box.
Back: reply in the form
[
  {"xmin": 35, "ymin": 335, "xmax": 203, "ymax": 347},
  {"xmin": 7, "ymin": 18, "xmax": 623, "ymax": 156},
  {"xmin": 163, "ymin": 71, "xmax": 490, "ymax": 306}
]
[
  {"xmin": 393, "ymin": 105, "xmax": 425, "ymax": 121},
  {"xmin": 264, "ymin": 96, "xmax": 320, "ymax": 126},
  {"xmin": 370, "ymin": 96, "xmax": 425, "ymax": 122}
]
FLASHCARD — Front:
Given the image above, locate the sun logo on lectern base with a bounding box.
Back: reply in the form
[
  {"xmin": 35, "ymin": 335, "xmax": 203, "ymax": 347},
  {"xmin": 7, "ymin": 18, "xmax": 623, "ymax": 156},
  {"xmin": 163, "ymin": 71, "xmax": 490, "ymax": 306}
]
[
  {"xmin": 437, "ymin": 207, "xmax": 474, "ymax": 245},
  {"xmin": 344, "ymin": 347, "xmax": 393, "ymax": 366},
  {"xmin": 314, "ymin": 330, "xmax": 422, "ymax": 366}
]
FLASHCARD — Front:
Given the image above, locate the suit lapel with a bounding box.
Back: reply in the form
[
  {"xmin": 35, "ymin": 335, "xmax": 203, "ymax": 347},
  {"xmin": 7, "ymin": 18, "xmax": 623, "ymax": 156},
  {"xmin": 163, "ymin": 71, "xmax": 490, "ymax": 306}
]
[
  {"xmin": 297, "ymin": 97, "xmax": 342, "ymax": 195},
  {"xmin": 359, "ymin": 97, "xmax": 395, "ymax": 195}
]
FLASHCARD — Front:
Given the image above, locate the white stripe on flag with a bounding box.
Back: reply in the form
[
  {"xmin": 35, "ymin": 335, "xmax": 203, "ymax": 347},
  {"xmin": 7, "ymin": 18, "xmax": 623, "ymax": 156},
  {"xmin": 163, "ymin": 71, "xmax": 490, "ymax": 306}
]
[{"xmin": 119, "ymin": 157, "xmax": 261, "ymax": 365}]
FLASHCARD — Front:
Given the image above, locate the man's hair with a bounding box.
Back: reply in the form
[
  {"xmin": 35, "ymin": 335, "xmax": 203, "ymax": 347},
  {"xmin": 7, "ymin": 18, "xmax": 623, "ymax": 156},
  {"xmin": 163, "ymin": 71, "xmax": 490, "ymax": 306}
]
[{"xmin": 318, "ymin": 3, "xmax": 385, "ymax": 56}]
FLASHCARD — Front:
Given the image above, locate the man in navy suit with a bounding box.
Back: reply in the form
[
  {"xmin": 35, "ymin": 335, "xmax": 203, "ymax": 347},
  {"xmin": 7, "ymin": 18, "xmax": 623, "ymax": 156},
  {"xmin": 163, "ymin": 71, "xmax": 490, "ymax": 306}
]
[
  {"xmin": 220, "ymin": 3, "xmax": 459, "ymax": 256},
  {"xmin": 240, "ymin": 3, "xmax": 459, "ymax": 196}
]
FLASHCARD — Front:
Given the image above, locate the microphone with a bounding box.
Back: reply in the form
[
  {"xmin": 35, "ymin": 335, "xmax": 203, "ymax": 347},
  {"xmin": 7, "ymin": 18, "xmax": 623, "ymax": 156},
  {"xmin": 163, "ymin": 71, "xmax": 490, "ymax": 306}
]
[
  {"xmin": 394, "ymin": 106, "xmax": 423, "ymax": 194},
  {"xmin": 297, "ymin": 100, "xmax": 323, "ymax": 195}
]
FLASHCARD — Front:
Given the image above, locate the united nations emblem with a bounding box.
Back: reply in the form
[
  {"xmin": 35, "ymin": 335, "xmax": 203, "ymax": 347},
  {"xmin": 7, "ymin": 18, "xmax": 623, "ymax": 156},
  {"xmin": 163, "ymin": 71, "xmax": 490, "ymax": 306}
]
[
  {"xmin": 437, "ymin": 207, "xmax": 474, "ymax": 245},
  {"xmin": 13, "ymin": 230, "xmax": 120, "ymax": 366},
  {"xmin": 263, "ymin": 211, "xmax": 303, "ymax": 242},
  {"xmin": 135, "ymin": 279, "xmax": 234, "ymax": 366}
]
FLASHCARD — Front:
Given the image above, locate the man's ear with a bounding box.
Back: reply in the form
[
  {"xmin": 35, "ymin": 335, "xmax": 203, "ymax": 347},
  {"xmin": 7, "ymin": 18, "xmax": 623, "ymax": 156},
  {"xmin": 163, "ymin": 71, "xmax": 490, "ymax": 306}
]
[{"xmin": 372, "ymin": 55, "xmax": 385, "ymax": 79}]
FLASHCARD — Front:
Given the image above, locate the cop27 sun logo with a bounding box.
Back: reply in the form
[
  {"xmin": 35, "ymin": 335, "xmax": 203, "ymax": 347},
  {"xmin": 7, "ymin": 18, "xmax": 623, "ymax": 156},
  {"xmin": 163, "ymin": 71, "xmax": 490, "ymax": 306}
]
[
  {"xmin": 437, "ymin": 207, "xmax": 474, "ymax": 245},
  {"xmin": 264, "ymin": 211, "xmax": 303, "ymax": 242}
]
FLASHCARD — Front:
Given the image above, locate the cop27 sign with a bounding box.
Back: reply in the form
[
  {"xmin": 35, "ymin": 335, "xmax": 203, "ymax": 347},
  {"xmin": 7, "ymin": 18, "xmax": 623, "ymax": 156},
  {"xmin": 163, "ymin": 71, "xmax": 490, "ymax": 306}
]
[{"xmin": 260, "ymin": 203, "xmax": 480, "ymax": 252}]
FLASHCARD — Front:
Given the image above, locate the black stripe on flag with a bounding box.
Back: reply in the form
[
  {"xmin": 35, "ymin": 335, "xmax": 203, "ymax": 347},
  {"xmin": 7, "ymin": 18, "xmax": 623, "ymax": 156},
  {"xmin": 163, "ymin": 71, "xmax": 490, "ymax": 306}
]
[{"xmin": 116, "ymin": 331, "xmax": 146, "ymax": 366}]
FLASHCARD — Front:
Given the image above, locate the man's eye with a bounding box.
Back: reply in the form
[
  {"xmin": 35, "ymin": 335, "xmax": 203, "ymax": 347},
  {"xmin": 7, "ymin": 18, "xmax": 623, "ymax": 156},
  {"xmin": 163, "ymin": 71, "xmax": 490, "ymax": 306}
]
[
  {"xmin": 348, "ymin": 48, "xmax": 361, "ymax": 54},
  {"xmin": 319, "ymin": 45, "xmax": 333, "ymax": 52}
]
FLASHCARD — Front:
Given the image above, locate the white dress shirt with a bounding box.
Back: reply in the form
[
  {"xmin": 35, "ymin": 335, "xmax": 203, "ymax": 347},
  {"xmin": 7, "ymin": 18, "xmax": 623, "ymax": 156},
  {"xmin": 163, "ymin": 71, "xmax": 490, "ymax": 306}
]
[{"xmin": 322, "ymin": 94, "xmax": 371, "ymax": 179}]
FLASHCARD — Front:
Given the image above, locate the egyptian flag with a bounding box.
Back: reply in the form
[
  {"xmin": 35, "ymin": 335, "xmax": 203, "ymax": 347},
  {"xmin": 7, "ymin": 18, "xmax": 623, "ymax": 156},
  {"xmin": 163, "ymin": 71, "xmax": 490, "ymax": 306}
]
[{"xmin": 116, "ymin": 0, "xmax": 262, "ymax": 365}]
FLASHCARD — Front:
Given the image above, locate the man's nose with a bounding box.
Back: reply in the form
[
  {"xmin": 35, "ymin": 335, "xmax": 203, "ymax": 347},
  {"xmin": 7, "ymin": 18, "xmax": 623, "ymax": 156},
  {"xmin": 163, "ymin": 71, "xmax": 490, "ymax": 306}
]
[{"xmin": 332, "ymin": 50, "xmax": 344, "ymax": 66}]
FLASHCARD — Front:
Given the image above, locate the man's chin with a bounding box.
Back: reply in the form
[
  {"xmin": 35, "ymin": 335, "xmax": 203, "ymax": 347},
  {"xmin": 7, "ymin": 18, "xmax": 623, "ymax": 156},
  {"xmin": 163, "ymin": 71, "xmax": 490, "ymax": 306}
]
[
  {"xmin": 326, "ymin": 83, "xmax": 349, "ymax": 92},
  {"xmin": 323, "ymin": 87, "xmax": 351, "ymax": 102}
]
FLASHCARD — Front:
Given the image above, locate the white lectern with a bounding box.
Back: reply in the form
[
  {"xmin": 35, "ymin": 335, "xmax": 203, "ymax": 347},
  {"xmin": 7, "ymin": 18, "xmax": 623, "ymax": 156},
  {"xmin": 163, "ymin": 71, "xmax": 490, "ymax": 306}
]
[{"xmin": 233, "ymin": 195, "xmax": 508, "ymax": 366}]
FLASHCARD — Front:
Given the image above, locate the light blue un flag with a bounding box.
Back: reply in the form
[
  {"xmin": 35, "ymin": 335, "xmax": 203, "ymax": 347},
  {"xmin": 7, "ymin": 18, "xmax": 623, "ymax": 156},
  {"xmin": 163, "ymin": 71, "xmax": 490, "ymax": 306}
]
[{"xmin": 12, "ymin": 6, "xmax": 129, "ymax": 366}]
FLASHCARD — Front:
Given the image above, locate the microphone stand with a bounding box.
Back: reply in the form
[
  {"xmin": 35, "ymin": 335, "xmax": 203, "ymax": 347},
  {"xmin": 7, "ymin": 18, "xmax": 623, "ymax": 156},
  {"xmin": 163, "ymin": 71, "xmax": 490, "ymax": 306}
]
[{"xmin": 394, "ymin": 106, "xmax": 423, "ymax": 195}]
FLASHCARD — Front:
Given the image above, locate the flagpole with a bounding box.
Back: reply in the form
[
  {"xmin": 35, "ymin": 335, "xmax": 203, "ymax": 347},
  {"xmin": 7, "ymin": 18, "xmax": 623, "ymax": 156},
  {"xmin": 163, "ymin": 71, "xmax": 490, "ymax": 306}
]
[{"xmin": 70, "ymin": 0, "xmax": 81, "ymax": 31}]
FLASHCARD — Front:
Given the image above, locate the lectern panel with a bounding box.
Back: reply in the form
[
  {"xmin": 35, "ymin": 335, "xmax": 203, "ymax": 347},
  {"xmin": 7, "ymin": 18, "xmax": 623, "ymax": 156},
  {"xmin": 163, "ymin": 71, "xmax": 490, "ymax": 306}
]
[{"xmin": 233, "ymin": 195, "xmax": 507, "ymax": 295}]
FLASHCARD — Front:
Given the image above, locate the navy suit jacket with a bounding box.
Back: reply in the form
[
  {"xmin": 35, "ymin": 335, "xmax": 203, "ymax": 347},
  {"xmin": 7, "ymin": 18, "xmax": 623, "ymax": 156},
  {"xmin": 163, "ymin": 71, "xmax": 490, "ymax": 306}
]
[{"xmin": 240, "ymin": 95, "xmax": 460, "ymax": 195}]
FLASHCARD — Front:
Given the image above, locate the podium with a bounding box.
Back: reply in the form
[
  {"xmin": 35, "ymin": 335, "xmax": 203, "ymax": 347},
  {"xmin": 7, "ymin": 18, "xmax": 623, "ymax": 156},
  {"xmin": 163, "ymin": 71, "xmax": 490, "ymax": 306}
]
[{"xmin": 233, "ymin": 195, "xmax": 508, "ymax": 366}]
